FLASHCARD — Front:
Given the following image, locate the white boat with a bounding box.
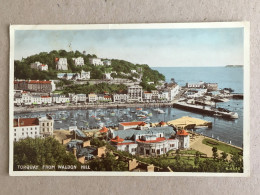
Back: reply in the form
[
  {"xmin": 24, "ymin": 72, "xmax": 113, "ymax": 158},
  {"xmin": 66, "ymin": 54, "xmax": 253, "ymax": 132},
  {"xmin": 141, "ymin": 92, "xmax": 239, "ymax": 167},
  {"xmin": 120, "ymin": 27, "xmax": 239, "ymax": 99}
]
[{"xmin": 157, "ymin": 109, "xmax": 165, "ymax": 114}]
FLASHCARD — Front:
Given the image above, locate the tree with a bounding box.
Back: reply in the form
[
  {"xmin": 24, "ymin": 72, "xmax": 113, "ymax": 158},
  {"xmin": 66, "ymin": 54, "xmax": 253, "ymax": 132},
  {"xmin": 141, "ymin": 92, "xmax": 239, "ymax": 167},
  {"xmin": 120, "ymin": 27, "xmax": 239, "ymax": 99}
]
[
  {"xmin": 221, "ymin": 151, "xmax": 228, "ymax": 161},
  {"xmin": 212, "ymin": 147, "xmax": 218, "ymax": 160},
  {"xmin": 230, "ymin": 152, "xmax": 243, "ymax": 172},
  {"xmin": 13, "ymin": 137, "xmax": 80, "ymax": 171}
]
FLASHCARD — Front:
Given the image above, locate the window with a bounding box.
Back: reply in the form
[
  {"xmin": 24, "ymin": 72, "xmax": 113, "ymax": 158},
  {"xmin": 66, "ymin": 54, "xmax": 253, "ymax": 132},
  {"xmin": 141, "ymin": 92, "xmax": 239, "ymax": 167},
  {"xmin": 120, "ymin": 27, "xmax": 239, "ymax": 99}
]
[
  {"xmin": 14, "ymin": 129, "xmax": 16, "ymax": 132},
  {"xmin": 152, "ymin": 149, "xmax": 155, "ymax": 153},
  {"xmin": 14, "ymin": 133, "xmax": 16, "ymax": 136},
  {"xmin": 42, "ymin": 123, "xmax": 44, "ymax": 126},
  {"xmin": 35, "ymin": 127, "xmax": 37, "ymax": 130},
  {"xmin": 35, "ymin": 131, "xmax": 37, "ymax": 134},
  {"xmin": 161, "ymin": 148, "xmax": 163, "ymax": 152},
  {"xmin": 31, "ymin": 132, "xmax": 33, "ymax": 134},
  {"xmin": 14, "ymin": 138, "xmax": 16, "ymax": 141},
  {"xmin": 47, "ymin": 123, "xmax": 49, "ymax": 126},
  {"xmin": 31, "ymin": 128, "xmax": 33, "ymax": 130},
  {"xmin": 22, "ymin": 128, "xmax": 24, "ymax": 131},
  {"xmin": 22, "ymin": 133, "xmax": 24, "ymax": 135}
]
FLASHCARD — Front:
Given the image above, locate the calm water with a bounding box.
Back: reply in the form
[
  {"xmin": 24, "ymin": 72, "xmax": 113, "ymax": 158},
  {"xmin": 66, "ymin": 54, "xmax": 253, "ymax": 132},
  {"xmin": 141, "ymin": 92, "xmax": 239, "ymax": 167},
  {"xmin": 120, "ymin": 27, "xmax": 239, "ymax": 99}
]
[
  {"xmin": 152, "ymin": 67, "xmax": 243, "ymax": 93},
  {"xmin": 14, "ymin": 67, "xmax": 244, "ymax": 147}
]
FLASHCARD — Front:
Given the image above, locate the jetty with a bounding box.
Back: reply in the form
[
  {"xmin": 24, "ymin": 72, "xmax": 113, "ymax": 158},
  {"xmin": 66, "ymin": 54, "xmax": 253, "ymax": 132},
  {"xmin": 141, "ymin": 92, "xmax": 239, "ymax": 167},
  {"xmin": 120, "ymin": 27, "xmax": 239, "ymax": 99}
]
[
  {"xmin": 167, "ymin": 116, "xmax": 212, "ymax": 129},
  {"xmin": 173, "ymin": 102, "xmax": 238, "ymax": 119}
]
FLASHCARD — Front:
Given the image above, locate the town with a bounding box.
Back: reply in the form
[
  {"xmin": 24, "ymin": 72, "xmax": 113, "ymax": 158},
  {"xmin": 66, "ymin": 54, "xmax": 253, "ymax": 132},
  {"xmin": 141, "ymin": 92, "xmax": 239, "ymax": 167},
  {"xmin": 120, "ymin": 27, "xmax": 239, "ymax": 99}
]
[{"xmin": 13, "ymin": 51, "xmax": 243, "ymax": 172}]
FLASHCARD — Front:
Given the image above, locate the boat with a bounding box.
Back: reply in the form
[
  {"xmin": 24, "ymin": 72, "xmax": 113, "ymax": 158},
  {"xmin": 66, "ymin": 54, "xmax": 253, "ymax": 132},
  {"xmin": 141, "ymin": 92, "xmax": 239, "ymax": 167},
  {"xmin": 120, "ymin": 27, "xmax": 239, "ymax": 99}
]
[
  {"xmin": 136, "ymin": 108, "xmax": 142, "ymax": 111},
  {"xmin": 157, "ymin": 109, "xmax": 165, "ymax": 114},
  {"xmin": 148, "ymin": 113, "xmax": 153, "ymax": 117},
  {"xmin": 95, "ymin": 117, "xmax": 101, "ymax": 121},
  {"xmin": 137, "ymin": 114, "xmax": 146, "ymax": 117}
]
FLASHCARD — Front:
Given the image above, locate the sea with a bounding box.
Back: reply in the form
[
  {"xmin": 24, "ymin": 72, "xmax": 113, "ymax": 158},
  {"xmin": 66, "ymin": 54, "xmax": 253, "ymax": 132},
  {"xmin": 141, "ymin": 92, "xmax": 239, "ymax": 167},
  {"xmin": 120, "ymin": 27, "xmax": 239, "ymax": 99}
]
[{"xmin": 14, "ymin": 67, "xmax": 244, "ymax": 147}]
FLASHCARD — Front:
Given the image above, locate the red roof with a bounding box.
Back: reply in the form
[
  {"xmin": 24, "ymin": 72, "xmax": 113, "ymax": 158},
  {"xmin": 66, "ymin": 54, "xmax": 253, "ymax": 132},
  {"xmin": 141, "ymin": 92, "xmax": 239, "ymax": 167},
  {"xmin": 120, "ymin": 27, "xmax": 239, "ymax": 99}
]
[
  {"xmin": 139, "ymin": 122, "xmax": 146, "ymax": 126},
  {"xmin": 116, "ymin": 142, "xmax": 135, "ymax": 145},
  {"xmin": 111, "ymin": 136, "xmax": 124, "ymax": 143},
  {"xmin": 55, "ymin": 57, "xmax": 59, "ymax": 62},
  {"xmin": 41, "ymin": 64, "xmax": 47, "ymax": 66},
  {"xmin": 13, "ymin": 118, "xmax": 39, "ymax": 127},
  {"xmin": 120, "ymin": 121, "xmax": 144, "ymax": 126},
  {"xmin": 136, "ymin": 137, "xmax": 166, "ymax": 143},
  {"xmin": 99, "ymin": 126, "xmax": 108, "ymax": 133},
  {"xmin": 177, "ymin": 130, "xmax": 189, "ymax": 136},
  {"xmin": 159, "ymin": 121, "xmax": 167, "ymax": 126},
  {"xmin": 29, "ymin": 80, "xmax": 51, "ymax": 84},
  {"xmin": 104, "ymin": 95, "xmax": 111, "ymax": 98}
]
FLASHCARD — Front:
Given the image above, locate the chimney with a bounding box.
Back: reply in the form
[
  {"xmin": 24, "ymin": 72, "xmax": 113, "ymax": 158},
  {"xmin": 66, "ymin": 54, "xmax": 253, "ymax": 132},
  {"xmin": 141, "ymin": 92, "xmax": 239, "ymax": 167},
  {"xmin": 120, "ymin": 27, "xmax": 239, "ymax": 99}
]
[{"xmin": 73, "ymin": 147, "xmax": 77, "ymax": 158}]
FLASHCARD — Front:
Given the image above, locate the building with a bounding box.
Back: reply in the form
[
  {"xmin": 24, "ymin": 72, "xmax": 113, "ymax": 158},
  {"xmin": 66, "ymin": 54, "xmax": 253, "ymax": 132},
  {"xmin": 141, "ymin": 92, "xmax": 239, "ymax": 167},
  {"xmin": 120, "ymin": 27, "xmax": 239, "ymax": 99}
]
[
  {"xmin": 127, "ymin": 85, "xmax": 143, "ymax": 102},
  {"xmin": 103, "ymin": 60, "xmax": 111, "ymax": 66},
  {"xmin": 52, "ymin": 94, "xmax": 70, "ymax": 104},
  {"xmin": 27, "ymin": 80, "xmax": 54, "ymax": 93},
  {"xmin": 118, "ymin": 121, "xmax": 149, "ymax": 130},
  {"xmin": 103, "ymin": 73, "xmax": 113, "ymax": 80},
  {"xmin": 186, "ymin": 81, "xmax": 205, "ymax": 88},
  {"xmin": 89, "ymin": 58, "xmax": 103, "ymax": 66},
  {"xmin": 77, "ymin": 94, "xmax": 87, "ymax": 102},
  {"xmin": 205, "ymin": 83, "xmax": 218, "ymax": 91},
  {"xmin": 30, "ymin": 62, "xmax": 48, "ymax": 71},
  {"xmin": 151, "ymin": 90, "xmax": 159, "ymax": 101},
  {"xmin": 79, "ymin": 70, "xmax": 90, "ymax": 80},
  {"xmin": 165, "ymin": 83, "xmax": 180, "ymax": 101},
  {"xmin": 14, "ymin": 80, "xmax": 55, "ymax": 93},
  {"xmin": 13, "ymin": 118, "xmax": 41, "ymax": 141},
  {"xmin": 143, "ymin": 91, "xmax": 153, "ymax": 102},
  {"xmin": 72, "ymin": 57, "xmax": 84, "ymax": 66},
  {"xmin": 88, "ymin": 93, "xmax": 97, "ymax": 102},
  {"xmin": 109, "ymin": 126, "xmax": 185, "ymax": 156},
  {"xmin": 185, "ymin": 88, "xmax": 207, "ymax": 98},
  {"xmin": 113, "ymin": 94, "xmax": 128, "ymax": 103},
  {"xmin": 40, "ymin": 96, "xmax": 52, "ymax": 104},
  {"xmin": 38, "ymin": 115, "xmax": 54, "ymax": 138},
  {"xmin": 13, "ymin": 114, "xmax": 54, "ymax": 141},
  {"xmin": 176, "ymin": 129, "xmax": 190, "ymax": 149},
  {"xmin": 56, "ymin": 58, "xmax": 68, "ymax": 70}
]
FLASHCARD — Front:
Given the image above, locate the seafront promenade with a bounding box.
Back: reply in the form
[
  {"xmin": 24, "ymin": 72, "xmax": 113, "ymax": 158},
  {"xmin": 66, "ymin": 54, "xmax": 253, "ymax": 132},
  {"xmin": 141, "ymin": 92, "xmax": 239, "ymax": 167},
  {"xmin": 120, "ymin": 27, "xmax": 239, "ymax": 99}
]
[{"xmin": 14, "ymin": 102, "xmax": 175, "ymax": 114}]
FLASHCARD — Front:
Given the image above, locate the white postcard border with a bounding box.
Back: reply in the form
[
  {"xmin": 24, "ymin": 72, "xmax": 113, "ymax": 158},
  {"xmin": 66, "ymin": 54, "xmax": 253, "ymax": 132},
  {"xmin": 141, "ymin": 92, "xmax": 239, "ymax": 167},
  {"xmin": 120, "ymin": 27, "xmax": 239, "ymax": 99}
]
[{"xmin": 9, "ymin": 22, "xmax": 250, "ymax": 176}]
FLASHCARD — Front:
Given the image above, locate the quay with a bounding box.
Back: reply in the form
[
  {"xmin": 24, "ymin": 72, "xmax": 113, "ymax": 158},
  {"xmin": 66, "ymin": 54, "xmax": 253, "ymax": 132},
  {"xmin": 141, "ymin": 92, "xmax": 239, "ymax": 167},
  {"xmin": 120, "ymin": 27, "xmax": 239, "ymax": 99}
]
[
  {"xmin": 14, "ymin": 102, "xmax": 174, "ymax": 114},
  {"xmin": 167, "ymin": 116, "xmax": 212, "ymax": 129},
  {"xmin": 172, "ymin": 102, "xmax": 238, "ymax": 119}
]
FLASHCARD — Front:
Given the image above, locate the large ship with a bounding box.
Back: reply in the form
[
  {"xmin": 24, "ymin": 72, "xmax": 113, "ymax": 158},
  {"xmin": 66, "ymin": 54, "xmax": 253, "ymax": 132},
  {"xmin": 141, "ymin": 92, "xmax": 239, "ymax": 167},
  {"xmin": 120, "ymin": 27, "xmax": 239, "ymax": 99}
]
[{"xmin": 173, "ymin": 102, "xmax": 238, "ymax": 119}]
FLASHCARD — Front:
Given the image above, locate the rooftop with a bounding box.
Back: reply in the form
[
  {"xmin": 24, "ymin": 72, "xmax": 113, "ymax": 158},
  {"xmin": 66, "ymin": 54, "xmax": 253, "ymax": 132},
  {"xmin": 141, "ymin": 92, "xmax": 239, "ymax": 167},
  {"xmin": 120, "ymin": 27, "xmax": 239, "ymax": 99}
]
[
  {"xmin": 13, "ymin": 118, "xmax": 39, "ymax": 127},
  {"xmin": 119, "ymin": 121, "xmax": 145, "ymax": 126}
]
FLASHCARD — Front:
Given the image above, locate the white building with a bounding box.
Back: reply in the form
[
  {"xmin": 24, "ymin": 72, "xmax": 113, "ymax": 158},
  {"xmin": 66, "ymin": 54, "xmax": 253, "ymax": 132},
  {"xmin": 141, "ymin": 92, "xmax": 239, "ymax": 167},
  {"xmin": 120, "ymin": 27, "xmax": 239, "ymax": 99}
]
[
  {"xmin": 56, "ymin": 58, "xmax": 68, "ymax": 70},
  {"xmin": 103, "ymin": 73, "xmax": 113, "ymax": 80},
  {"xmin": 89, "ymin": 58, "xmax": 103, "ymax": 66},
  {"xmin": 38, "ymin": 115, "xmax": 54, "ymax": 138},
  {"xmin": 79, "ymin": 70, "xmax": 90, "ymax": 80},
  {"xmin": 109, "ymin": 127, "xmax": 187, "ymax": 156},
  {"xmin": 30, "ymin": 62, "xmax": 48, "ymax": 71},
  {"xmin": 185, "ymin": 88, "xmax": 207, "ymax": 98},
  {"xmin": 131, "ymin": 70, "xmax": 137, "ymax": 74},
  {"xmin": 103, "ymin": 60, "xmax": 111, "ymax": 66},
  {"xmin": 127, "ymin": 85, "xmax": 143, "ymax": 102},
  {"xmin": 166, "ymin": 83, "xmax": 180, "ymax": 101},
  {"xmin": 13, "ymin": 118, "xmax": 41, "ymax": 141},
  {"xmin": 13, "ymin": 115, "xmax": 54, "ymax": 141},
  {"xmin": 113, "ymin": 94, "xmax": 128, "ymax": 103},
  {"xmin": 72, "ymin": 57, "xmax": 84, "ymax": 66},
  {"xmin": 143, "ymin": 91, "xmax": 153, "ymax": 102},
  {"xmin": 88, "ymin": 93, "xmax": 97, "ymax": 103},
  {"xmin": 186, "ymin": 81, "xmax": 205, "ymax": 88},
  {"xmin": 52, "ymin": 94, "xmax": 70, "ymax": 104},
  {"xmin": 77, "ymin": 94, "xmax": 87, "ymax": 102},
  {"xmin": 69, "ymin": 93, "xmax": 78, "ymax": 103}
]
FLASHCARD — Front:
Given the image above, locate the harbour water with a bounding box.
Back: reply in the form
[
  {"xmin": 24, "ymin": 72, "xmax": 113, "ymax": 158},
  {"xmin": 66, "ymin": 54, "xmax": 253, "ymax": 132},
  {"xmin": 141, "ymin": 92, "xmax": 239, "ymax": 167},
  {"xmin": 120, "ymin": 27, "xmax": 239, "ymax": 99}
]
[{"xmin": 14, "ymin": 67, "xmax": 244, "ymax": 147}]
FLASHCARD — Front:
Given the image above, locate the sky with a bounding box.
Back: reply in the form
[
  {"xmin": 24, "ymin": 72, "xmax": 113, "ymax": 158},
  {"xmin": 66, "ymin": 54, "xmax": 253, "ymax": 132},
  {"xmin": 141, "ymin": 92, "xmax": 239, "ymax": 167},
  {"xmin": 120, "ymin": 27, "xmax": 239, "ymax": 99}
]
[{"xmin": 14, "ymin": 27, "xmax": 244, "ymax": 67}]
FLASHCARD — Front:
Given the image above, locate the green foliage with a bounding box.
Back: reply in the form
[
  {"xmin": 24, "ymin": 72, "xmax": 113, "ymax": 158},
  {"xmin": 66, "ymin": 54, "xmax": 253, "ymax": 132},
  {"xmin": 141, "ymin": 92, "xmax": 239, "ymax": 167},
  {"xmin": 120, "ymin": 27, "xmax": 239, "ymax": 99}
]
[
  {"xmin": 202, "ymin": 138, "xmax": 242, "ymax": 154},
  {"xmin": 62, "ymin": 83, "xmax": 127, "ymax": 95},
  {"xmin": 13, "ymin": 137, "xmax": 79, "ymax": 171},
  {"xmin": 212, "ymin": 147, "xmax": 218, "ymax": 160},
  {"xmin": 90, "ymin": 138, "xmax": 106, "ymax": 148},
  {"xmin": 88, "ymin": 152, "xmax": 128, "ymax": 171}
]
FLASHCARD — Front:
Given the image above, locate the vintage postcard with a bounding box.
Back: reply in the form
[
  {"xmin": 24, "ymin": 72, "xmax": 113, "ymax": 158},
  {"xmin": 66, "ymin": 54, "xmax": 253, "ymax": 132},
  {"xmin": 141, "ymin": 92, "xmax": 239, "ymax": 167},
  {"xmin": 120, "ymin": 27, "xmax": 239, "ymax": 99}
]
[{"xmin": 9, "ymin": 22, "xmax": 250, "ymax": 176}]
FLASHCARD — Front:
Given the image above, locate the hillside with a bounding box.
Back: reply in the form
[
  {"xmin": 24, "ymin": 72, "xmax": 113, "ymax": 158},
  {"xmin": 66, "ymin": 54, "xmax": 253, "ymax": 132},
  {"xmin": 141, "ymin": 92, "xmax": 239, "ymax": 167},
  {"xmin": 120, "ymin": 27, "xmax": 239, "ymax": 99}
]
[{"xmin": 14, "ymin": 50, "xmax": 165, "ymax": 89}]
